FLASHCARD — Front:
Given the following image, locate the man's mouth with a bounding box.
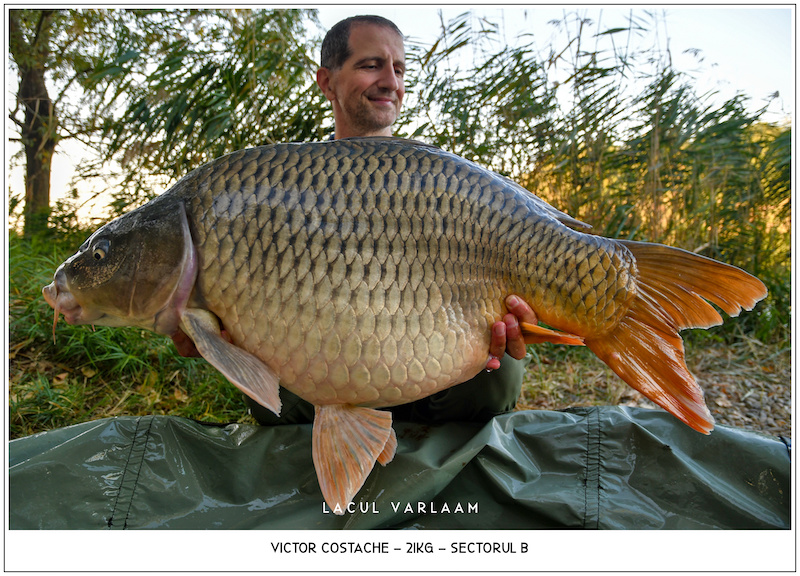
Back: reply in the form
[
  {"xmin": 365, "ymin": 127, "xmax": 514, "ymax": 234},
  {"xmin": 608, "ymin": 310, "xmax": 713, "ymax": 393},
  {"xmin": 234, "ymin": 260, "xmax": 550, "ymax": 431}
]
[{"xmin": 367, "ymin": 93, "xmax": 397, "ymax": 106}]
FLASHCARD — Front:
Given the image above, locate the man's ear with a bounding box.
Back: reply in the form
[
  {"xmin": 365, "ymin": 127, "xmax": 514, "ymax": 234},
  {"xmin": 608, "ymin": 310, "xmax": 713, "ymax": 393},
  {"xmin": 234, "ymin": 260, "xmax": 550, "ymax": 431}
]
[{"xmin": 316, "ymin": 68, "xmax": 335, "ymax": 101}]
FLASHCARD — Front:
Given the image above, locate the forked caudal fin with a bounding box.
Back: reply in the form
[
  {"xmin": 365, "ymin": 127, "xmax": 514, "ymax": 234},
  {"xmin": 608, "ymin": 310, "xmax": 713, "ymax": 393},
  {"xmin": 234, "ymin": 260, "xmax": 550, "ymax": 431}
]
[
  {"xmin": 585, "ymin": 240, "xmax": 767, "ymax": 434},
  {"xmin": 313, "ymin": 405, "xmax": 397, "ymax": 515}
]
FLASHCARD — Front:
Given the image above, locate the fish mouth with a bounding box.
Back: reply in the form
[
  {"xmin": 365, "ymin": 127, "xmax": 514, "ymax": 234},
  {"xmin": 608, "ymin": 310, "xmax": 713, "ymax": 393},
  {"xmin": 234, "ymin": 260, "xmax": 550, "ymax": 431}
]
[{"xmin": 42, "ymin": 272, "xmax": 96, "ymax": 327}]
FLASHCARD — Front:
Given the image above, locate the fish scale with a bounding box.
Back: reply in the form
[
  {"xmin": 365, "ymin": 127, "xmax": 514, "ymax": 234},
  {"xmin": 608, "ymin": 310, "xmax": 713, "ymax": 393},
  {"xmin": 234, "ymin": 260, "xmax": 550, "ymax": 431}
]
[
  {"xmin": 182, "ymin": 141, "xmax": 525, "ymax": 407},
  {"xmin": 44, "ymin": 136, "xmax": 767, "ymax": 512},
  {"xmin": 242, "ymin": 145, "xmax": 608, "ymax": 388}
]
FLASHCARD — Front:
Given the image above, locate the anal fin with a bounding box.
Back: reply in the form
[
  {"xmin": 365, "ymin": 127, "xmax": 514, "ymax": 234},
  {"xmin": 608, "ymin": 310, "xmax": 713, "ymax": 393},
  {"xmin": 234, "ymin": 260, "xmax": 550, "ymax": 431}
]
[
  {"xmin": 180, "ymin": 308, "xmax": 281, "ymax": 416},
  {"xmin": 313, "ymin": 405, "xmax": 395, "ymax": 514},
  {"xmin": 521, "ymin": 322, "xmax": 585, "ymax": 346}
]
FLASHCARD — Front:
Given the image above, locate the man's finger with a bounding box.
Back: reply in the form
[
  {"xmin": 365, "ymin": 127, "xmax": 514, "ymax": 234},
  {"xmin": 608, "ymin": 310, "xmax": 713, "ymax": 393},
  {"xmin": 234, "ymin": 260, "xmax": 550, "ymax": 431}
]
[
  {"xmin": 503, "ymin": 313, "xmax": 528, "ymax": 360},
  {"xmin": 489, "ymin": 321, "xmax": 507, "ymax": 361},
  {"xmin": 504, "ymin": 295, "xmax": 538, "ymax": 360},
  {"xmin": 506, "ymin": 295, "xmax": 538, "ymax": 325}
]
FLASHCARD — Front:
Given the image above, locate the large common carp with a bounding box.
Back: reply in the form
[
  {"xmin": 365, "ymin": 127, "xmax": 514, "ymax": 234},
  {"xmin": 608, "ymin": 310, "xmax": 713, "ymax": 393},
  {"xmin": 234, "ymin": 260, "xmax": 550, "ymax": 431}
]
[{"xmin": 43, "ymin": 137, "xmax": 767, "ymax": 513}]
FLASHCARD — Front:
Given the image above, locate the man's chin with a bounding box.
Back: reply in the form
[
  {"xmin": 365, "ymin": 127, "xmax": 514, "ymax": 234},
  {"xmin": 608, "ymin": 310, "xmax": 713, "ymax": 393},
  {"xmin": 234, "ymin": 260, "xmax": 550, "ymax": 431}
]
[
  {"xmin": 367, "ymin": 100, "xmax": 399, "ymax": 116},
  {"xmin": 357, "ymin": 115, "xmax": 397, "ymax": 134}
]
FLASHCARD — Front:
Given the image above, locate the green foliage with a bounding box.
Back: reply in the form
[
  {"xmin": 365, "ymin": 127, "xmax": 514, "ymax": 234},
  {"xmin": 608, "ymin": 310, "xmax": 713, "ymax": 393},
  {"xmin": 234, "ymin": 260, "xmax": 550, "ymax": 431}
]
[
  {"xmin": 400, "ymin": 12, "xmax": 555, "ymax": 178},
  {"xmin": 398, "ymin": 9, "xmax": 790, "ymax": 343},
  {"xmin": 88, "ymin": 9, "xmax": 328, "ymax": 213},
  {"xmin": 9, "ymin": 9, "xmax": 328, "ymax": 223}
]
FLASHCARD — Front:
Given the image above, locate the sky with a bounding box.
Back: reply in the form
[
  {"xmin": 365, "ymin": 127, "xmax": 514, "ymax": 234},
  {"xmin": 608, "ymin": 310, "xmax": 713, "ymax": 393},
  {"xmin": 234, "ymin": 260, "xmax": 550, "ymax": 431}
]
[{"xmin": 6, "ymin": 5, "xmax": 795, "ymax": 221}]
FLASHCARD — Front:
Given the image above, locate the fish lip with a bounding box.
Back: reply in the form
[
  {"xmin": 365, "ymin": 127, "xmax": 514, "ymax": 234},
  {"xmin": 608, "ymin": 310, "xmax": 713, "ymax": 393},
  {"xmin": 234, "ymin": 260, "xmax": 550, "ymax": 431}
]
[
  {"xmin": 51, "ymin": 292, "xmax": 83, "ymax": 324},
  {"xmin": 42, "ymin": 281, "xmax": 58, "ymax": 309},
  {"xmin": 42, "ymin": 276, "xmax": 99, "ymax": 326},
  {"xmin": 59, "ymin": 305, "xmax": 88, "ymax": 325}
]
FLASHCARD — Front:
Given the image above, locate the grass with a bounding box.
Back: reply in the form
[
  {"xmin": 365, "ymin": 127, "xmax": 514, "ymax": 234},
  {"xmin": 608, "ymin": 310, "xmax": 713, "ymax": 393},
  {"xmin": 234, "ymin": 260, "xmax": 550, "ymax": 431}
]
[
  {"xmin": 9, "ymin": 328, "xmax": 254, "ymax": 439},
  {"xmin": 518, "ymin": 334, "xmax": 792, "ymax": 438}
]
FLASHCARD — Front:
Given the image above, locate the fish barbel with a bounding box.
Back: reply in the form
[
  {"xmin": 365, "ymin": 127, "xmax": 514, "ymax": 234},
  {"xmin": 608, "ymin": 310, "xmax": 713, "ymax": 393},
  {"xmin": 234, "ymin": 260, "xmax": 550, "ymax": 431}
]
[{"xmin": 42, "ymin": 137, "xmax": 767, "ymax": 512}]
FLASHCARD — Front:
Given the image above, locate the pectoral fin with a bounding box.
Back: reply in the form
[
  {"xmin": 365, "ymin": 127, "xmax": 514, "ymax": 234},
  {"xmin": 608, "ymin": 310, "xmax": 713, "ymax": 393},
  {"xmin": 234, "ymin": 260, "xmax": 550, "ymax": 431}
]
[
  {"xmin": 180, "ymin": 308, "xmax": 281, "ymax": 416},
  {"xmin": 313, "ymin": 405, "xmax": 396, "ymax": 514}
]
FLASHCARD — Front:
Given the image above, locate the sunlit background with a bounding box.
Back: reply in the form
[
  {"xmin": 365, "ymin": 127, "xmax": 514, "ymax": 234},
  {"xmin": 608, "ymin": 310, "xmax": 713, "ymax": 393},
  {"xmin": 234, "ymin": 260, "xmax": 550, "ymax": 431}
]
[{"xmin": 5, "ymin": 6, "xmax": 794, "ymax": 222}]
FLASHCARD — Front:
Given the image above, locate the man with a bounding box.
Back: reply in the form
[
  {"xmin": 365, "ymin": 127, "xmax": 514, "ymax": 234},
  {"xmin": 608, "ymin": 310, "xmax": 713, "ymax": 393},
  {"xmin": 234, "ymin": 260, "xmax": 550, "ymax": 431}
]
[
  {"xmin": 314, "ymin": 15, "xmax": 405, "ymax": 139},
  {"xmin": 247, "ymin": 15, "xmax": 539, "ymax": 424}
]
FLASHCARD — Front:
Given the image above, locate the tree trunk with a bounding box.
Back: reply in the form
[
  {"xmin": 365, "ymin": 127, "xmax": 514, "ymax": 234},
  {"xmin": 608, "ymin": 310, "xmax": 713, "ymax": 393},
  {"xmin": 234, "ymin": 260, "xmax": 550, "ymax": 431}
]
[
  {"xmin": 9, "ymin": 10, "xmax": 58, "ymax": 237},
  {"xmin": 20, "ymin": 65, "xmax": 57, "ymax": 237}
]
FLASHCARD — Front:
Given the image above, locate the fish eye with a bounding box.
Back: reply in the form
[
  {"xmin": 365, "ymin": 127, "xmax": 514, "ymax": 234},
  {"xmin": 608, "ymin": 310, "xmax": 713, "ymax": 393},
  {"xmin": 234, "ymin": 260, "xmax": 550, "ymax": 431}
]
[{"xmin": 92, "ymin": 239, "xmax": 110, "ymax": 261}]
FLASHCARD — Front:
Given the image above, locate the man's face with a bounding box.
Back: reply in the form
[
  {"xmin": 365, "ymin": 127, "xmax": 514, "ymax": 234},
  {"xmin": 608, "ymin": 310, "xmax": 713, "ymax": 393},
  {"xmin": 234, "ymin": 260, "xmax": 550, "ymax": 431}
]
[{"xmin": 317, "ymin": 23, "xmax": 405, "ymax": 138}]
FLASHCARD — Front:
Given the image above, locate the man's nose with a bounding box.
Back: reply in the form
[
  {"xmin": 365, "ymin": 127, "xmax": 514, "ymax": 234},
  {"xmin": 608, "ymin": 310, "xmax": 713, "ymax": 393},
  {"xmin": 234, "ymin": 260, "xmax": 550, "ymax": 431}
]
[{"xmin": 377, "ymin": 64, "xmax": 400, "ymax": 91}]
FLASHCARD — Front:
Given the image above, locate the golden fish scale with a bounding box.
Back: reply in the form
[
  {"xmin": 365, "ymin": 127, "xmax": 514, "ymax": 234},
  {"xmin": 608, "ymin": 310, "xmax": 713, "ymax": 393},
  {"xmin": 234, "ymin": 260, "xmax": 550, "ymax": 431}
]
[{"xmin": 179, "ymin": 140, "xmax": 635, "ymax": 407}]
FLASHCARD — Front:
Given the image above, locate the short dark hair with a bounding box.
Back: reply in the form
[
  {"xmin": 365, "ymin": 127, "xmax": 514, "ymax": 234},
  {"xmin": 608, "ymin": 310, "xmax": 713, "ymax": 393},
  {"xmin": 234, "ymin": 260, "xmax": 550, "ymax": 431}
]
[{"xmin": 320, "ymin": 15, "xmax": 404, "ymax": 70}]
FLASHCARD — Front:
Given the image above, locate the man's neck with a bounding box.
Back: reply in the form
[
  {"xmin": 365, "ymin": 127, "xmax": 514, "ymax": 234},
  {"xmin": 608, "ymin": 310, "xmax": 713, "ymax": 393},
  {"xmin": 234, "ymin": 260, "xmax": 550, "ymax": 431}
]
[{"xmin": 334, "ymin": 125, "xmax": 393, "ymax": 140}]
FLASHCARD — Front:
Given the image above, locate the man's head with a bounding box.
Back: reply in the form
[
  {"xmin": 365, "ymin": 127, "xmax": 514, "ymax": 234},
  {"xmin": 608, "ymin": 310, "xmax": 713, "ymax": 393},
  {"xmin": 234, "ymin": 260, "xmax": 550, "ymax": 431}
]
[{"xmin": 316, "ymin": 15, "xmax": 406, "ymax": 139}]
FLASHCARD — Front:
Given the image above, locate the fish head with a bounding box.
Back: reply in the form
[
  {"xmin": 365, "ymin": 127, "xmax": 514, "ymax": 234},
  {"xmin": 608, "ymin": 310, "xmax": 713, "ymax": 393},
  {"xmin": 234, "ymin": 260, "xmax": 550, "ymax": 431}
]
[{"xmin": 42, "ymin": 197, "xmax": 197, "ymax": 335}]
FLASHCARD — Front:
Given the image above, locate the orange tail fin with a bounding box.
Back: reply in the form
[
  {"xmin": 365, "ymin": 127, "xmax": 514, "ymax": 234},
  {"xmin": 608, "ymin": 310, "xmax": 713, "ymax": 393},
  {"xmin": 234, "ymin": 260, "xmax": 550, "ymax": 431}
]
[{"xmin": 585, "ymin": 240, "xmax": 767, "ymax": 434}]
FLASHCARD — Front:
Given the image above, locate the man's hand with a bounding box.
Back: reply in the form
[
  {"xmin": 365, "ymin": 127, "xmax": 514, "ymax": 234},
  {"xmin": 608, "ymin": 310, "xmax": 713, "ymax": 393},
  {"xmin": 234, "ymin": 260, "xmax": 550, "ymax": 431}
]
[{"xmin": 487, "ymin": 295, "xmax": 538, "ymax": 370}]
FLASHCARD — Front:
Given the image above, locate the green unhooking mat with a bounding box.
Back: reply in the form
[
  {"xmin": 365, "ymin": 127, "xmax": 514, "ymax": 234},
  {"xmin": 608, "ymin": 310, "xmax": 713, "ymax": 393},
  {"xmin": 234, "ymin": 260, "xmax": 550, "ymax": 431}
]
[{"xmin": 8, "ymin": 407, "xmax": 790, "ymax": 529}]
